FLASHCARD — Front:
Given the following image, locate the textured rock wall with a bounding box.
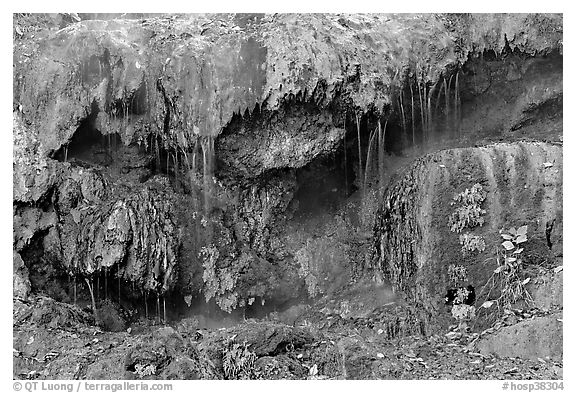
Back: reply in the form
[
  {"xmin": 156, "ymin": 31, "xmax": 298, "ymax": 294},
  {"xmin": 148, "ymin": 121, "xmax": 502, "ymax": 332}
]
[
  {"xmin": 13, "ymin": 13, "xmax": 563, "ymax": 311},
  {"xmin": 14, "ymin": 14, "xmax": 562, "ymax": 160},
  {"xmin": 373, "ymin": 141, "xmax": 562, "ymax": 325}
]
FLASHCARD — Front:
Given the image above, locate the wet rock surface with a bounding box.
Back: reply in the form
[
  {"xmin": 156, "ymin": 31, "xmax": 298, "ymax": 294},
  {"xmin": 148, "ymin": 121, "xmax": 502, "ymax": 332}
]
[{"xmin": 373, "ymin": 141, "xmax": 563, "ymax": 329}]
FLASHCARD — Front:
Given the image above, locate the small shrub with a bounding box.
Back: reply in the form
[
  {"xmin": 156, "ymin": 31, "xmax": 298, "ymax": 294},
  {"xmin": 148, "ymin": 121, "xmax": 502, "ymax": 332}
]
[
  {"xmin": 449, "ymin": 285, "xmax": 476, "ymax": 332},
  {"xmin": 477, "ymin": 225, "xmax": 533, "ymax": 317},
  {"xmin": 134, "ymin": 363, "xmax": 156, "ymax": 378},
  {"xmin": 451, "ymin": 303, "xmax": 476, "ymax": 331},
  {"xmin": 448, "ymin": 183, "xmax": 487, "ymax": 233},
  {"xmin": 459, "ymin": 233, "xmax": 486, "ymax": 256},
  {"xmin": 222, "ymin": 340, "xmax": 257, "ymax": 380},
  {"xmin": 448, "ymin": 264, "xmax": 468, "ymax": 285},
  {"xmin": 447, "ymin": 184, "xmax": 487, "ymax": 331}
]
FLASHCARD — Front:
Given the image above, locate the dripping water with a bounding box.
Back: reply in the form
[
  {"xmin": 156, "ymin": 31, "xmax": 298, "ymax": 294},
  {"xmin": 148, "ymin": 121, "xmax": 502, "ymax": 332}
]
[
  {"xmin": 156, "ymin": 293, "xmax": 161, "ymax": 323},
  {"xmin": 446, "ymin": 74, "xmax": 454, "ymax": 134},
  {"xmin": 454, "ymin": 70, "xmax": 461, "ymax": 136},
  {"xmin": 343, "ymin": 116, "xmax": 348, "ymax": 196},
  {"xmin": 355, "ymin": 113, "xmax": 363, "ymax": 194},
  {"xmin": 418, "ymin": 79, "xmax": 425, "ymax": 143},
  {"xmin": 174, "ymin": 149, "xmax": 179, "ymax": 189},
  {"xmin": 200, "ymin": 136, "xmax": 215, "ymax": 238},
  {"xmin": 363, "ymin": 126, "xmax": 378, "ymax": 191},
  {"xmin": 117, "ymin": 266, "xmax": 121, "ymax": 304},
  {"xmin": 144, "ymin": 290, "xmax": 149, "ymax": 319},
  {"xmin": 85, "ymin": 276, "xmax": 97, "ymax": 322},
  {"xmin": 399, "ymin": 91, "xmax": 406, "ymax": 137},
  {"xmin": 104, "ymin": 266, "xmax": 108, "ymax": 300},
  {"xmin": 410, "ymin": 83, "xmax": 416, "ymax": 146},
  {"xmin": 378, "ymin": 119, "xmax": 387, "ymax": 199}
]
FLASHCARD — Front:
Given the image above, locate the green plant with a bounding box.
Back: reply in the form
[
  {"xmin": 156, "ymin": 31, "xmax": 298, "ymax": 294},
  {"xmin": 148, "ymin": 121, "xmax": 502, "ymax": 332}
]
[
  {"xmin": 134, "ymin": 363, "xmax": 156, "ymax": 378},
  {"xmin": 448, "ymin": 264, "xmax": 468, "ymax": 285},
  {"xmin": 478, "ymin": 225, "xmax": 533, "ymax": 316},
  {"xmin": 222, "ymin": 339, "xmax": 257, "ymax": 380},
  {"xmin": 459, "ymin": 233, "xmax": 486, "ymax": 256},
  {"xmin": 448, "ymin": 183, "xmax": 487, "ymax": 233},
  {"xmin": 446, "ymin": 185, "xmax": 487, "ymax": 331},
  {"xmin": 451, "ymin": 303, "xmax": 476, "ymax": 331}
]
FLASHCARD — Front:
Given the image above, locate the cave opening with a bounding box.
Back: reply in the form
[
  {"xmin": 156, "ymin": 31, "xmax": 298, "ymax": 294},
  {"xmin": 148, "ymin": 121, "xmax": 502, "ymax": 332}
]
[
  {"xmin": 291, "ymin": 151, "xmax": 354, "ymax": 219},
  {"xmin": 53, "ymin": 101, "xmax": 121, "ymax": 167},
  {"xmin": 288, "ymin": 107, "xmax": 413, "ymax": 224}
]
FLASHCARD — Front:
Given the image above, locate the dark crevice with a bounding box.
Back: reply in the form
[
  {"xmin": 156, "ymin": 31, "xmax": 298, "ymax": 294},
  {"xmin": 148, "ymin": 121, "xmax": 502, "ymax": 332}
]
[
  {"xmin": 52, "ymin": 101, "xmax": 122, "ymax": 167},
  {"xmin": 156, "ymin": 79, "xmax": 172, "ymax": 135}
]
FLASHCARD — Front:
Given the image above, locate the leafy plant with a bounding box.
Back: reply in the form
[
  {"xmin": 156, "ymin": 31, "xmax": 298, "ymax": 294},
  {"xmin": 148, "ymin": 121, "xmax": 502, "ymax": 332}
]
[
  {"xmin": 478, "ymin": 225, "xmax": 533, "ymax": 316},
  {"xmin": 459, "ymin": 233, "xmax": 486, "ymax": 256},
  {"xmin": 134, "ymin": 363, "xmax": 156, "ymax": 378},
  {"xmin": 222, "ymin": 339, "xmax": 257, "ymax": 380},
  {"xmin": 447, "ymin": 284, "xmax": 476, "ymax": 331},
  {"xmin": 448, "ymin": 183, "xmax": 487, "ymax": 233},
  {"xmin": 452, "ymin": 302, "xmax": 476, "ymax": 319},
  {"xmin": 446, "ymin": 184, "xmax": 487, "ymax": 331},
  {"xmin": 448, "ymin": 264, "xmax": 468, "ymax": 285}
]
